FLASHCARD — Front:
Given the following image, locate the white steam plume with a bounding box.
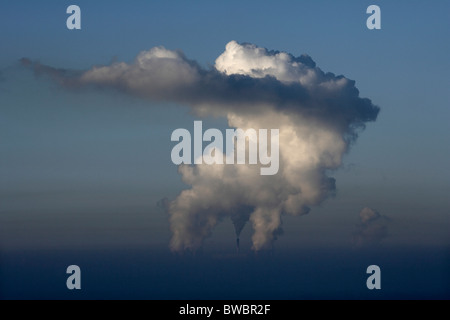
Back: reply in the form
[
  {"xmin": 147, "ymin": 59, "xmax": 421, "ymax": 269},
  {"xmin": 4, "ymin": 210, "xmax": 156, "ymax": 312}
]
[{"xmin": 22, "ymin": 41, "xmax": 379, "ymax": 251}]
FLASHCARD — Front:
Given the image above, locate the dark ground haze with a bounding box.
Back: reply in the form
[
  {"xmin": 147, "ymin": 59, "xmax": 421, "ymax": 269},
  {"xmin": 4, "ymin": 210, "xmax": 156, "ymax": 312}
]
[{"xmin": 1, "ymin": 246, "xmax": 449, "ymax": 300}]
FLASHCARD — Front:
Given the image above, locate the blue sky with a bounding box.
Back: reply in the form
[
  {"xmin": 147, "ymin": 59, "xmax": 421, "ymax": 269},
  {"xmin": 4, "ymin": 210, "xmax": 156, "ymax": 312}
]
[
  {"xmin": 0, "ymin": 0, "xmax": 449, "ymax": 299},
  {"xmin": 1, "ymin": 0, "xmax": 449, "ymax": 250}
]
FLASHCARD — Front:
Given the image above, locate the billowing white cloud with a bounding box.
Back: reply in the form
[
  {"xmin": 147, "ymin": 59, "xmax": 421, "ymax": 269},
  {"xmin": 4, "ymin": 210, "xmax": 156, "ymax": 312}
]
[
  {"xmin": 215, "ymin": 40, "xmax": 318, "ymax": 85},
  {"xmin": 22, "ymin": 41, "xmax": 379, "ymax": 251}
]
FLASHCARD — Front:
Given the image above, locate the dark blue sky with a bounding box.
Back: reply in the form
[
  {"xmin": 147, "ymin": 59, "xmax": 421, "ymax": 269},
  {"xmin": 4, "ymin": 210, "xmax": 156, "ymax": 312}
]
[{"xmin": 0, "ymin": 1, "xmax": 449, "ymax": 299}]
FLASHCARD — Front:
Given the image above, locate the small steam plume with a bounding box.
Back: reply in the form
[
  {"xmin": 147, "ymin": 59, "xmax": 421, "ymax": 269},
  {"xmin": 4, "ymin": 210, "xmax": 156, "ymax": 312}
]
[{"xmin": 353, "ymin": 207, "xmax": 390, "ymax": 248}]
